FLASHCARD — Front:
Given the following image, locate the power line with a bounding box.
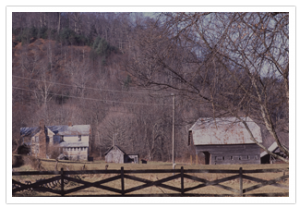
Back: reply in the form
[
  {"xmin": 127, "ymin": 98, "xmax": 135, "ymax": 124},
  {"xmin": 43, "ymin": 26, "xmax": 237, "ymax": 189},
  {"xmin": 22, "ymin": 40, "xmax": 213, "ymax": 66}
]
[
  {"xmin": 12, "ymin": 86, "xmax": 172, "ymax": 106},
  {"xmin": 13, "ymin": 93, "xmax": 142, "ymax": 115},
  {"xmin": 12, "ymin": 75, "xmax": 168, "ymax": 96},
  {"xmin": 13, "ymin": 89, "xmax": 170, "ymax": 115}
]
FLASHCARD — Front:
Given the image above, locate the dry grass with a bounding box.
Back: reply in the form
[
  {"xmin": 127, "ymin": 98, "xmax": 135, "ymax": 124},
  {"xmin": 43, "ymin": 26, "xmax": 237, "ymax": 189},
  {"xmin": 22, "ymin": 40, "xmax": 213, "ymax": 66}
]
[{"xmin": 12, "ymin": 158, "xmax": 289, "ymax": 197}]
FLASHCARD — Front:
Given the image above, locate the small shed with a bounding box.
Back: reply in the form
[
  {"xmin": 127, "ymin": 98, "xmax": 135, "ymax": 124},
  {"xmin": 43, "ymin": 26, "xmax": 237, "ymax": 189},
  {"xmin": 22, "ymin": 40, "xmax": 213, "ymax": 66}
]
[
  {"xmin": 188, "ymin": 117, "xmax": 262, "ymax": 165},
  {"xmin": 260, "ymin": 142, "xmax": 289, "ymax": 164},
  {"xmin": 104, "ymin": 145, "xmax": 139, "ymax": 164},
  {"xmin": 127, "ymin": 154, "xmax": 139, "ymax": 163}
]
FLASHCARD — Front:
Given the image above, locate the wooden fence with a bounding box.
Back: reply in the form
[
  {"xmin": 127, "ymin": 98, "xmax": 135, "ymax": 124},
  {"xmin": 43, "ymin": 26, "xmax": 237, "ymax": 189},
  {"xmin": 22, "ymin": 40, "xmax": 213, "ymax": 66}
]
[{"xmin": 12, "ymin": 167, "xmax": 289, "ymax": 197}]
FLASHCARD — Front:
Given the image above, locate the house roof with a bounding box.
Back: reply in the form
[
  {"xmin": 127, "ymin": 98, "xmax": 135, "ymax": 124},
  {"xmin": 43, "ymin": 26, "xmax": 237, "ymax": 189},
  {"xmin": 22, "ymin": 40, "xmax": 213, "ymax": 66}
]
[
  {"xmin": 48, "ymin": 125, "xmax": 91, "ymax": 136},
  {"xmin": 20, "ymin": 126, "xmax": 47, "ymax": 137},
  {"xmin": 189, "ymin": 117, "xmax": 262, "ymax": 145},
  {"xmin": 59, "ymin": 141, "xmax": 89, "ymax": 147},
  {"xmin": 20, "ymin": 125, "xmax": 91, "ymax": 136}
]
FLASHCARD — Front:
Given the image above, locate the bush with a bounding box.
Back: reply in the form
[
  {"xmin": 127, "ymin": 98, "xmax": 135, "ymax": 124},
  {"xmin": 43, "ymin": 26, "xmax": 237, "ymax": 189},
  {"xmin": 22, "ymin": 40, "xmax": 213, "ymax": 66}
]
[
  {"xmin": 16, "ymin": 27, "xmax": 37, "ymax": 45},
  {"xmin": 48, "ymin": 145, "xmax": 61, "ymax": 159},
  {"xmin": 17, "ymin": 144, "xmax": 30, "ymax": 155},
  {"xmin": 23, "ymin": 156, "xmax": 40, "ymax": 170},
  {"xmin": 59, "ymin": 28, "xmax": 88, "ymax": 46},
  {"xmin": 92, "ymin": 36, "xmax": 118, "ymax": 58},
  {"xmin": 12, "ymin": 155, "xmax": 24, "ymax": 168}
]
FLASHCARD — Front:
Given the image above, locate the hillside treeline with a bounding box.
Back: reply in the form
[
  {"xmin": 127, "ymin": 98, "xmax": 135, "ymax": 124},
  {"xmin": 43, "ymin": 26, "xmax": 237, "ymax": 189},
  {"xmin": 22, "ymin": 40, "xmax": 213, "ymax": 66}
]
[{"xmin": 12, "ymin": 12, "xmax": 289, "ymax": 162}]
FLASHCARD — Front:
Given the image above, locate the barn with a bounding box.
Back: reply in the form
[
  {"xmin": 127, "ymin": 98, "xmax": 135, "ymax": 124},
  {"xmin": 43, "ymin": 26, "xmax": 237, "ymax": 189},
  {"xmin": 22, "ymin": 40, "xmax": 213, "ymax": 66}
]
[
  {"xmin": 188, "ymin": 117, "xmax": 263, "ymax": 165},
  {"xmin": 260, "ymin": 141, "xmax": 289, "ymax": 164},
  {"xmin": 104, "ymin": 145, "xmax": 139, "ymax": 164}
]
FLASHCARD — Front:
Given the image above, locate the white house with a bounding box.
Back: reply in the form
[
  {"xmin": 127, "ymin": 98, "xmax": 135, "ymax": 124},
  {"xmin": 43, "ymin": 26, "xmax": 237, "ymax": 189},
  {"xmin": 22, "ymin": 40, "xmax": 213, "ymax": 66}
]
[{"xmin": 20, "ymin": 122, "xmax": 90, "ymax": 161}]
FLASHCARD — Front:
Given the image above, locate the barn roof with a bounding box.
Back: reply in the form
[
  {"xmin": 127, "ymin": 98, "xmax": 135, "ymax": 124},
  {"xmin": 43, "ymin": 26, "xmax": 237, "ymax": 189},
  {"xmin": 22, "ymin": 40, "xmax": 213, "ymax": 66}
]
[
  {"xmin": 260, "ymin": 142, "xmax": 289, "ymax": 157},
  {"xmin": 20, "ymin": 125, "xmax": 91, "ymax": 136},
  {"xmin": 189, "ymin": 117, "xmax": 262, "ymax": 145}
]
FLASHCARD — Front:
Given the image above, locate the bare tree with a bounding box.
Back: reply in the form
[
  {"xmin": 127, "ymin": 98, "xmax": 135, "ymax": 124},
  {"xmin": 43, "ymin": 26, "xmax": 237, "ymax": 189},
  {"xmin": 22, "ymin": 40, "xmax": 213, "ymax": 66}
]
[{"xmin": 123, "ymin": 12, "xmax": 289, "ymax": 162}]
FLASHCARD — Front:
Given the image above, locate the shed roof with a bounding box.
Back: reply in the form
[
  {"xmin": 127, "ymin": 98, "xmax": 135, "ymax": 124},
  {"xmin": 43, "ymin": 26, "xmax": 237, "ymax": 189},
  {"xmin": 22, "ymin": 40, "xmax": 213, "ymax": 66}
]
[
  {"xmin": 189, "ymin": 117, "xmax": 262, "ymax": 145},
  {"xmin": 104, "ymin": 145, "xmax": 126, "ymax": 156},
  {"xmin": 260, "ymin": 142, "xmax": 289, "ymax": 157}
]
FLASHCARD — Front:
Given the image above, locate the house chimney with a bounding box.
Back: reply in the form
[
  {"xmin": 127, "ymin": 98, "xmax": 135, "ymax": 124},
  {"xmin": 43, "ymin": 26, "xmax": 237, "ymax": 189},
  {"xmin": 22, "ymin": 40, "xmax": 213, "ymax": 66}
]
[
  {"xmin": 68, "ymin": 122, "xmax": 72, "ymax": 126},
  {"xmin": 39, "ymin": 119, "xmax": 47, "ymax": 158},
  {"xmin": 39, "ymin": 119, "xmax": 45, "ymax": 128}
]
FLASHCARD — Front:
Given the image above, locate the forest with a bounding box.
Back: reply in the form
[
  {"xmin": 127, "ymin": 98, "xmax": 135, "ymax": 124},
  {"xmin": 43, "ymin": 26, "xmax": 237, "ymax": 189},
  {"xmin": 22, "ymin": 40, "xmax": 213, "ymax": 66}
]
[{"xmin": 12, "ymin": 12, "xmax": 289, "ymax": 162}]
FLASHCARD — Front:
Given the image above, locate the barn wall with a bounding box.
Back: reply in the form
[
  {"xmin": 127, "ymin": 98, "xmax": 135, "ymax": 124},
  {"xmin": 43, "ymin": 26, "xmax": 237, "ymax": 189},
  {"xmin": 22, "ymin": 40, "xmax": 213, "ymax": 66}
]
[
  {"xmin": 125, "ymin": 155, "xmax": 139, "ymax": 163},
  {"xmin": 105, "ymin": 148, "xmax": 124, "ymax": 163},
  {"xmin": 195, "ymin": 144, "xmax": 261, "ymax": 165}
]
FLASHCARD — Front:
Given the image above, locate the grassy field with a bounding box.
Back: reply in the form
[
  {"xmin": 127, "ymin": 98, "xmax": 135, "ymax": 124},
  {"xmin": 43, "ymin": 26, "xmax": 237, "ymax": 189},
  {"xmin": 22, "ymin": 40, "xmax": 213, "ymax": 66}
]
[{"xmin": 12, "ymin": 157, "xmax": 289, "ymax": 197}]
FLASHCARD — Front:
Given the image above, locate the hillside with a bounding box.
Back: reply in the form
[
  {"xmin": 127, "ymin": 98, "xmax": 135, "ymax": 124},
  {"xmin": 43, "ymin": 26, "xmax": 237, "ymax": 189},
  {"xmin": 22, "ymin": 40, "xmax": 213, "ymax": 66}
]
[{"xmin": 12, "ymin": 12, "xmax": 289, "ymax": 163}]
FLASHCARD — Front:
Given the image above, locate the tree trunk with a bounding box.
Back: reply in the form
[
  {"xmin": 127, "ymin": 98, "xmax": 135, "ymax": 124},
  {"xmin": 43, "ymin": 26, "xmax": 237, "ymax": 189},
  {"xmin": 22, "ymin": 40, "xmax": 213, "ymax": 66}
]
[{"xmin": 57, "ymin": 12, "xmax": 61, "ymax": 34}]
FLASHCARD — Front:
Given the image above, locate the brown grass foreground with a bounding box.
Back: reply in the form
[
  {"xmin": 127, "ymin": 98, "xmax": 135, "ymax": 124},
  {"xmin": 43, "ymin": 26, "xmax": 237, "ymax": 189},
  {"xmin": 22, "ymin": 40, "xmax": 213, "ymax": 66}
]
[{"xmin": 12, "ymin": 157, "xmax": 289, "ymax": 197}]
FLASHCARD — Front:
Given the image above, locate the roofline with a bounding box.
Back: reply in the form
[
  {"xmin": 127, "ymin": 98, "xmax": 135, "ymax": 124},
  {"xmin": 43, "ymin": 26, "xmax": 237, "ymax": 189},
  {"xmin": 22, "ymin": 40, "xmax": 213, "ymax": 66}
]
[
  {"xmin": 260, "ymin": 142, "xmax": 289, "ymax": 157},
  {"xmin": 104, "ymin": 145, "xmax": 128, "ymax": 156}
]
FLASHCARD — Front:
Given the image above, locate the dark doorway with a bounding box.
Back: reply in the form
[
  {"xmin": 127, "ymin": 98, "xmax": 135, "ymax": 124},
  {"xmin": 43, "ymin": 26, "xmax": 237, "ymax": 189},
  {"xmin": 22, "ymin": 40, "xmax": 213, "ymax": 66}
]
[
  {"xmin": 203, "ymin": 151, "xmax": 210, "ymax": 165},
  {"xmin": 261, "ymin": 155, "xmax": 270, "ymax": 164}
]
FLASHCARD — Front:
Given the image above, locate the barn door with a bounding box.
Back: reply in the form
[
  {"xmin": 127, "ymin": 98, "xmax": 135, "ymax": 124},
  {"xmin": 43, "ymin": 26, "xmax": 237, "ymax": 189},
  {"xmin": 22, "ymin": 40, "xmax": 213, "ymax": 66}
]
[{"xmin": 203, "ymin": 151, "xmax": 210, "ymax": 165}]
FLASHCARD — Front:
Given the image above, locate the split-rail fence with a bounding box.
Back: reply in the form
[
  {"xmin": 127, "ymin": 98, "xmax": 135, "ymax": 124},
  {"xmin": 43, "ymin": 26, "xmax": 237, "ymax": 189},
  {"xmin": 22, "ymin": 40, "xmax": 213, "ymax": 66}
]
[{"xmin": 12, "ymin": 167, "xmax": 289, "ymax": 197}]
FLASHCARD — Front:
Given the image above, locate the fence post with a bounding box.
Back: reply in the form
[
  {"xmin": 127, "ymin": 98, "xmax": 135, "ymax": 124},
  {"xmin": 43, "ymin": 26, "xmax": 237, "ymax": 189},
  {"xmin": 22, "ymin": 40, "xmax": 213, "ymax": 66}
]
[
  {"xmin": 239, "ymin": 167, "xmax": 243, "ymax": 196},
  {"xmin": 61, "ymin": 168, "xmax": 64, "ymax": 196},
  {"xmin": 181, "ymin": 166, "xmax": 184, "ymax": 196},
  {"xmin": 121, "ymin": 167, "xmax": 124, "ymax": 196}
]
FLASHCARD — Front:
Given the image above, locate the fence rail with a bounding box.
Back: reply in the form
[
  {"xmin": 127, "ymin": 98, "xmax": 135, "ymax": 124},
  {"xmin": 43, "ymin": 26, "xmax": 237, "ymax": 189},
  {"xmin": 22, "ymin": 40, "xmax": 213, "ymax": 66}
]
[{"xmin": 12, "ymin": 167, "xmax": 289, "ymax": 197}]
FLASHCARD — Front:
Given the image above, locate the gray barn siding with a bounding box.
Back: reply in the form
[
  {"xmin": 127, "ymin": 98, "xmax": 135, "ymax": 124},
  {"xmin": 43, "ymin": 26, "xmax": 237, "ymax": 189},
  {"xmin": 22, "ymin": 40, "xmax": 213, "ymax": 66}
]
[
  {"xmin": 195, "ymin": 144, "xmax": 261, "ymax": 165},
  {"xmin": 105, "ymin": 147, "xmax": 124, "ymax": 163}
]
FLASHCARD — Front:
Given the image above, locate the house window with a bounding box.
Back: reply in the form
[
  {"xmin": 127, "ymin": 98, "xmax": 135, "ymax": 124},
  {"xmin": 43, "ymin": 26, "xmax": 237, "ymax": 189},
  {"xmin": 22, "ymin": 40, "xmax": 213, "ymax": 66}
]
[
  {"xmin": 35, "ymin": 136, "xmax": 39, "ymax": 142},
  {"xmin": 78, "ymin": 135, "xmax": 81, "ymax": 141}
]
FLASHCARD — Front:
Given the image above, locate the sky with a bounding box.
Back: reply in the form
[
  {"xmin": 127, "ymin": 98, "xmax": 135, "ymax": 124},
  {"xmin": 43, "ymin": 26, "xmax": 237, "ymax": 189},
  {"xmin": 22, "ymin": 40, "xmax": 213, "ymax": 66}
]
[{"xmin": 6, "ymin": 6, "xmax": 296, "ymax": 204}]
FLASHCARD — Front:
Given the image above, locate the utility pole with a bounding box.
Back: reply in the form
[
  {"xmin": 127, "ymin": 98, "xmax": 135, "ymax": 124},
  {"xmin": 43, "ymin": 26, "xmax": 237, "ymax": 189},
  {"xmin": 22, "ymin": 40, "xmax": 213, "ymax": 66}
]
[
  {"xmin": 113, "ymin": 133, "xmax": 116, "ymax": 146},
  {"xmin": 172, "ymin": 93, "xmax": 175, "ymax": 165}
]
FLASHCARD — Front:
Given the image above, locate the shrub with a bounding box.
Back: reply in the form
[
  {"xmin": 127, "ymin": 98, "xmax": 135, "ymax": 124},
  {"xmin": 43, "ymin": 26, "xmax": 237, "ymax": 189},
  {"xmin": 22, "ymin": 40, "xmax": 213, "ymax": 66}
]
[
  {"xmin": 92, "ymin": 36, "xmax": 118, "ymax": 58},
  {"xmin": 12, "ymin": 155, "xmax": 24, "ymax": 168},
  {"xmin": 59, "ymin": 28, "xmax": 88, "ymax": 46},
  {"xmin": 17, "ymin": 144, "xmax": 30, "ymax": 155},
  {"xmin": 48, "ymin": 145, "xmax": 61, "ymax": 159}
]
